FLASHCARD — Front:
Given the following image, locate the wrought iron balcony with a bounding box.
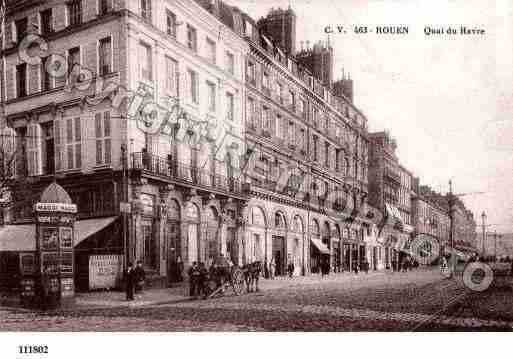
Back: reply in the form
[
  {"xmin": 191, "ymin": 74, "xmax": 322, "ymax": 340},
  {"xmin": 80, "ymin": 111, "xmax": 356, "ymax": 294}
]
[{"xmin": 132, "ymin": 152, "xmax": 243, "ymax": 195}]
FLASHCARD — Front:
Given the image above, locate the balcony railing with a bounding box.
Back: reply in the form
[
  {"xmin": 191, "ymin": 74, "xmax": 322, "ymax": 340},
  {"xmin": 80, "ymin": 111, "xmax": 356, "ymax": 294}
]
[
  {"xmin": 384, "ymin": 169, "xmax": 401, "ymax": 185},
  {"xmin": 132, "ymin": 152, "xmax": 243, "ymax": 195}
]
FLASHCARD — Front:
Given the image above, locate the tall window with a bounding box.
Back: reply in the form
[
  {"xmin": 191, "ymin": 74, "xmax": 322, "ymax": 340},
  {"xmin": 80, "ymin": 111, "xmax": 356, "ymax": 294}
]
[
  {"xmin": 288, "ymin": 121, "xmax": 294, "ymax": 144},
  {"xmin": 99, "ymin": 37, "xmax": 112, "ymax": 75},
  {"xmin": 275, "ymin": 114, "xmax": 282, "ymax": 138},
  {"xmin": 289, "ymin": 90, "xmax": 295, "ymax": 110},
  {"xmin": 141, "ymin": 0, "xmax": 151, "ymax": 21},
  {"xmin": 165, "ymin": 56, "xmax": 178, "ymax": 94},
  {"xmin": 300, "ymin": 128, "xmax": 306, "ymax": 151},
  {"xmin": 16, "ymin": 63, "xmax": 27, "ymax": 98},
  {"xmin": 65, "ymin": 117, "xmax": 81, "ymax": 170},
  {"xmin": 335, "ymin": 149, "xmax": 341, "ymax": 171},
  {"xmin": 40, "ymin": 56, "xmax": 52, "ymax": 91},
  {"xmin": 226, "ymin": 92, "xmax": 234, "ymax": 121},
  {"xmin": 40, "ymin": 9, "xmax": 53, "ymax": 35},
  {"xmin": 15, "ymin": 18, "xmax": 27, "ymax": 43},
  {"xmin": 262, "ymin": 107, "xmax": 269, "ymax": 129},
  {"xmin": 139, "ymin": 42, "xmax": 152, "ymax": 81},
  {"xmin": 99, "ymin": 0, "xmax": 112, "ymax": 15},
  {"xmin": 26, "ymin": 123, "xmax": 41, "ymax": 176},
  {"xmin": 187, "ymin": 69, "xmax": 198, "ymax": 103},
  {"xmin": 247, "ymin": 61, "xmax": 256, "ymax": 84},
  {"xmin": 67, "ymin": 0, "xmax": 82, "ymax": 27},
  {"xmin": 313, "ymin": 136, "xmax": 318, "ymax": 161},
  {"xmin": 166, "ymin": 9, "xmax": 177, "ymax": 38},
  {"xmin": 247, "ymin": 97, "xmax": 255, "ymax": 128},
  {"xmin": 67, "ymin": 46, "xmax": 80, "ymax": 76},
  {"xmin": 262, "ymin": 72, "xmax": 270, "ymax": 89},
  {"xmin": 206, "ymin": 37, "xmax": 216, "ymax": 63},
  {"xmin": 276, "ymin": 82, "xmax": 283, "ymax": 103},
  {"xmin": 225, "ymin": 51, "xmax": 234, "ymax": 75},
  {"xmin": 187, "ymin": 24, "xmax": 197, "ymax": 52},
  {"xmin": 206, "ymin": 81, "xmax": 216, "ymax": 112},
  {"xmin": 324, "ymin": 142, "xmax": 330, "ymax": 168},
  {"xmin": 95, "ymin": 111, "xmax": 111, "ymax": 165}
]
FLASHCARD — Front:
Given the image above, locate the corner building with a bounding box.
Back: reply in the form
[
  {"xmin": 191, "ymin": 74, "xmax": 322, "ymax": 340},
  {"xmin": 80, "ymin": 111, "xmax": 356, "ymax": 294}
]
[{"xmin": 1, "ymin": 0, "xmax": 249, "ymax": 288}]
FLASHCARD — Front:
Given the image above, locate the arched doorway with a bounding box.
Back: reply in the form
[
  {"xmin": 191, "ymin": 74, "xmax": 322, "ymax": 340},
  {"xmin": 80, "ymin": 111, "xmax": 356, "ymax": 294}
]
[
  {"xmin": 272, "ymin": 211, "xmax": 287, "ymax": 275},
  {"xmin": 166, "ymin": 199, "xmax": 182, "ymax": 283},
  {"xmin": 205, "ymin": 206, "xmax": 220, "ymax": 264},
  {"xmin": 185, "ymin": 202, "xmax": 200, "ymax": 265}
]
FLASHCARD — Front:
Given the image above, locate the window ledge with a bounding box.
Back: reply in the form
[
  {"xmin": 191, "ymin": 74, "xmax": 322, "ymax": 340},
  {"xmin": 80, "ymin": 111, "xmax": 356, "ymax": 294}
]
[{"xmin": 93, "ymin": 164, "xmax": 113, "ymax": 171}]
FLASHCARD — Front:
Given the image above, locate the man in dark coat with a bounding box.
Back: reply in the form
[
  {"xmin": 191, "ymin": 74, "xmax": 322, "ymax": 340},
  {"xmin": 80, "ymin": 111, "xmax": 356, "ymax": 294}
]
[
  {"xmin": 133, "ymin": 260, "xmax": 146, "ymax": 294},
  {"xmin": 188, "ymin": 262, "xmax": 201, "ymax": 298},
  {"xmin": 125, "ymin": 262, "xmax": 135, "ymax": 301}
]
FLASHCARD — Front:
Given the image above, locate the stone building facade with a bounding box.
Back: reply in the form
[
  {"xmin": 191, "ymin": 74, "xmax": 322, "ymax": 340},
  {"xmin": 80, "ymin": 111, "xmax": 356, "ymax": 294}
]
[
  {"xmin": 1, "ymin": 0, "xmax": 250, "ymax": 287},
  {"xmin": 368, "ymin": 131, "xmax": 413, "ymax": 267}
]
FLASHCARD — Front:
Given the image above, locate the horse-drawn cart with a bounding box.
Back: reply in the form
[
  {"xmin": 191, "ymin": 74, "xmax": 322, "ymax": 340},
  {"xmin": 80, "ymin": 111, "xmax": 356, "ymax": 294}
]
[{"xmin": 203, "ymin": 261, "xmax": 262, "ymax": 299}]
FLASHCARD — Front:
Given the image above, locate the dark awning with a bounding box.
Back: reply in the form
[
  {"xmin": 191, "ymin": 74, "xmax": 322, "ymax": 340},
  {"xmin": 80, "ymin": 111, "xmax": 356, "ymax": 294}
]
[
  {"xmin": 0, "ymin": 217, "xmax": 118, "ymax": 252},
  {"xmin": 310, "ymin": 237, "xmax": 330, "ymax": 254}
]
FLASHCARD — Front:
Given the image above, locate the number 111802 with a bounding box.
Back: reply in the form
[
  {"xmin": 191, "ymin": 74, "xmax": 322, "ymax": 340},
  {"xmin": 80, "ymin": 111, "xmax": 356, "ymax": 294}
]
[{"xmin": 18, "ymin": 346, "xmax": 48, "ymax": 354}]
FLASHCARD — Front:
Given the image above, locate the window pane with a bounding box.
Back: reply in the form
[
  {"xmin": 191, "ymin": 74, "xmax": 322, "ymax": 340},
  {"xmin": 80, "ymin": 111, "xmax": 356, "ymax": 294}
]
[
  {"xmin": 75, "ymin": 143, "xmax": 81, "ymax": 168},
  {"xmin": 67, "ymin": 145, "xmax": 73, "ymax": 169},
  {"xmin": 96, "ymin": 139, "xmax": 102, "ymax": 165},
  {"xmin": 95, "ymin": 113, "xmax": 102, "ymax": 138},
  {"xmin": 74, "ymin": 117, "xmax": 81, "ymax": 141},
  {"xmin": 66, "ymin": 118, "xmax": 73, "ymax": 143},
  {"xmin": 104, "ymin": 139, "xmax": 111, "ymax": 164},
  {"xmin": 104, "ymin": 111, "xmax": 111, "ymax": 136}
]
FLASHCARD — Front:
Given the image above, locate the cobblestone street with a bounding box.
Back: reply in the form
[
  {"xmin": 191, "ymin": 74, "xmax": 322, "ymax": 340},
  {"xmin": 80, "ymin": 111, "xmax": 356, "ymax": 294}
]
[{"xmin": 2, "ymin": 269, "xmax": 510, "ymax": 331}]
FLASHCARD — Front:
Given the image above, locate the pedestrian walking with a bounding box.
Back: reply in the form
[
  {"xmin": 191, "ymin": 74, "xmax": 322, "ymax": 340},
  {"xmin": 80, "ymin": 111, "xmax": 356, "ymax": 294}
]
[
  {"xmin": 133, "ymin": 260, "xmax": 146, "ymax": 294},
  {"xmin": 263, "ymin": 259, "xmax": 269, "ymax": 279},
  {"xmin": 199, "ymin": 262, "xmax": 209, "ymax": 298},
  {"xmin": 125, "ymin": 262, "xmax": 135, "ymax": 301},
  {"xmin": 188, "ymin": 262, "xmax": 201, "ymax": 299},
  {"xmin": 176, "ymin": 256, "xmax": 184, "ymax": 282},
  {"xmin": 269, "ymin": 258, "xmax": 276, "ymax": 279},
  {"xmin": 287, "ymin": 261, "xmax": 295, "ymax": 278}
]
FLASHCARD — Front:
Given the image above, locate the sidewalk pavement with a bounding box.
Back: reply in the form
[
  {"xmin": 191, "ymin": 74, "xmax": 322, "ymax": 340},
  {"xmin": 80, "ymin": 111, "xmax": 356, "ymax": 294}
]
[{"xmin": 75, "ymin": 268, "xmax": 432, "ymax": 308}]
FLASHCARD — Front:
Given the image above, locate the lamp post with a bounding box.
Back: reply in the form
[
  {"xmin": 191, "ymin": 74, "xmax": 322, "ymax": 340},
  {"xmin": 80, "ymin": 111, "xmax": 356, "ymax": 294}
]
[{"xmin": 481, "ymin": 211, "xmax": 486, "ymax": 258}]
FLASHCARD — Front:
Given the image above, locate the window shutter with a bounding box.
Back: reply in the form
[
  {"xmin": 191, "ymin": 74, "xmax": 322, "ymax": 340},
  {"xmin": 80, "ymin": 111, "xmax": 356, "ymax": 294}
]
[
  {"xmin": 27, "ymin": 123, "xmax": 42, "ymax": 176},
  {"xmin": 74, "ymin": 117, "xmax": 81, "ymax": 168},
  {"xmin": 95, "ymin": 113, "xmax": 102, "ymax": 165},
  {"xmin": 54, "ymin": 119, "xmax": 62, "ymax": 171},
  {"xmin": 2, "ymin": 127, "xmax": 16, "ymax": 177}
]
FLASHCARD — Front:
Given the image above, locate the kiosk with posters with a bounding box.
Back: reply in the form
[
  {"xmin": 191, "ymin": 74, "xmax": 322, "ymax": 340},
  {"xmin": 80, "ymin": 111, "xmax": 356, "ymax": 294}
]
[{"xmin": 23, "ymin": 183, "xmax": 77, "ymax": 309}]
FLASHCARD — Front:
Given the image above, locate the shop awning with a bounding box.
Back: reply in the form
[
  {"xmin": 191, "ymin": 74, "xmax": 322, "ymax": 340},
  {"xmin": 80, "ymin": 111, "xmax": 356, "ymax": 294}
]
[
  {"xmin": 310, "ymin": 237, "xmax": 330, "ymax": 254},
  {"xmin": 0, "ymin": 217, "xmax": 118, "ymax": 252}
]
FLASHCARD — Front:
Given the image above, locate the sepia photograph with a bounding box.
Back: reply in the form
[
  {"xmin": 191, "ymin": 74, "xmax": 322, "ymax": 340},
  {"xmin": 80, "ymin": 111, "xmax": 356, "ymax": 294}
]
[{"xmin": 0, "ymin": 0, "xmax": 512, "ymax": 353}]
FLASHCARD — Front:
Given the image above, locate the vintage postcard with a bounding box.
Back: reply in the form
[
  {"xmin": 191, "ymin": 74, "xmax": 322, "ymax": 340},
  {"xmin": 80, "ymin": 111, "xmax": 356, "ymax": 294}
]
[{"xmin": 0, "ymin": 0, "xmax": 512, "ymax": 356}]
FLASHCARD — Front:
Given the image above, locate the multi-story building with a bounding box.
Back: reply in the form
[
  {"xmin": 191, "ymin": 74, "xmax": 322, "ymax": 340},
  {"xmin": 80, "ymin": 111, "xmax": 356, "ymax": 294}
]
[
  {"xmin": 368, "ymin": 131, "xmax": 412, "ymax": 268},
  {"xmin": 222, "ymin": 5, "xmax": 371, "ymax": 275},
  {"xmin": 411, "ymin": 180, "xmax": 450, "ymax": 261},
  {"xmin": 1, "ymin": 0, "xmax": 249, "ymax": 288},
  {"xmin": 416, "ymin": 185, "xmax": 477, "ymax": 256}
]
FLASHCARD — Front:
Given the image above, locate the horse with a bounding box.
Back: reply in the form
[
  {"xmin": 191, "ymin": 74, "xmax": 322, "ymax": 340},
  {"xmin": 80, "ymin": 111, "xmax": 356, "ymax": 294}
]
[{"xmin": 242, "ymin": 261, "xmax": 262, "ymax": 292}]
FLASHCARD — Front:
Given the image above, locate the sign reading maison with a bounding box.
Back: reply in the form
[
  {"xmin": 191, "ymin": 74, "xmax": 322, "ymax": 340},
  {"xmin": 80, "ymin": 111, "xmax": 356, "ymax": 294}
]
[{"xmin": 34, "ymin": 202, "xmax": 78, "ymax": 213}]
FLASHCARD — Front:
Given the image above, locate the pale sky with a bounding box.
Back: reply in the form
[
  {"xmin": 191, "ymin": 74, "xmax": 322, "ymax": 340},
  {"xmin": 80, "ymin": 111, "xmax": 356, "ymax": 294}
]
[{"xmin": 232, "ymin": 0, "xmax": 513, "ymax": 234}]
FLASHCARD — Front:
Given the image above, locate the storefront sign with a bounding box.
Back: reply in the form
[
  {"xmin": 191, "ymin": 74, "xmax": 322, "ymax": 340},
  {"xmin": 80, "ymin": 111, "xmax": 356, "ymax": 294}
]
[
  {"xmin": 35, "ymin": 202, "xmax": 77, "ymax": 213},
  {"xmin": 88, "ymin": 255, "xmax": 123, "ymax": 290}
]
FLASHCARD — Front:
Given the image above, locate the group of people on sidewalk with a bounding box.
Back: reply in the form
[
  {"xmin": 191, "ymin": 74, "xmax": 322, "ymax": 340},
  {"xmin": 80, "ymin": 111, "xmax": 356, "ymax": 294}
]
[
  {"xmin": 188, "ymin": 254, "xmax": 234, "ymax": 299},
  {"xmin": 125, "ymin": 261, "xmax": 146, "ymax": 301}
]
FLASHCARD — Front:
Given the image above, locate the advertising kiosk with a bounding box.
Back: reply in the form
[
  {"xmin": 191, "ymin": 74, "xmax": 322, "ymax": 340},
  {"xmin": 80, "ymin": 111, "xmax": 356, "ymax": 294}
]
[{"xmin": 21, "ymin": 183, "xmax": 77, "ymax": 309}]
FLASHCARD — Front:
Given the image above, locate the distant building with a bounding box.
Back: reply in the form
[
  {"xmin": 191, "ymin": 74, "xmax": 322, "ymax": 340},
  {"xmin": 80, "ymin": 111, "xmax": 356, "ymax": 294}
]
[{"xmin": 296, "ymin": 41, "xmax": 334, "ymax": 89}]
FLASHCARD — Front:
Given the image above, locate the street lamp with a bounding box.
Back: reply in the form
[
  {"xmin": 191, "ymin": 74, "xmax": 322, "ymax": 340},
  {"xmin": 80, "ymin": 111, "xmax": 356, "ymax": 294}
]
[{"xmin": 481, "ymin": 211, "xmax": 486, "ymax": 258}]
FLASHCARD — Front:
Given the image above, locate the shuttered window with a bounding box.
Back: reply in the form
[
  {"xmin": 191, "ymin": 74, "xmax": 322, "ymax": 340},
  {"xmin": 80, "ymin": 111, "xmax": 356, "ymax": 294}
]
[
  {"xmin": 65, "ymin": 117, "xmax": 82, "ymax": 170},
  {"xmin": 26, "ymin": 123, "xmax": 42, "ymax": 176},
  {"xmin": 95, "ymin": 111, "xmax": 112, "ymax": 165}
]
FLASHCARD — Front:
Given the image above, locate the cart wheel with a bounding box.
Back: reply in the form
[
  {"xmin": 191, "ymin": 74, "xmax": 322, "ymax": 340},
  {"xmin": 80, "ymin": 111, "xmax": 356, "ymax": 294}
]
[{"xmin": 232, "ymin": 269, "xmax": 245, "ymax": 296}]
